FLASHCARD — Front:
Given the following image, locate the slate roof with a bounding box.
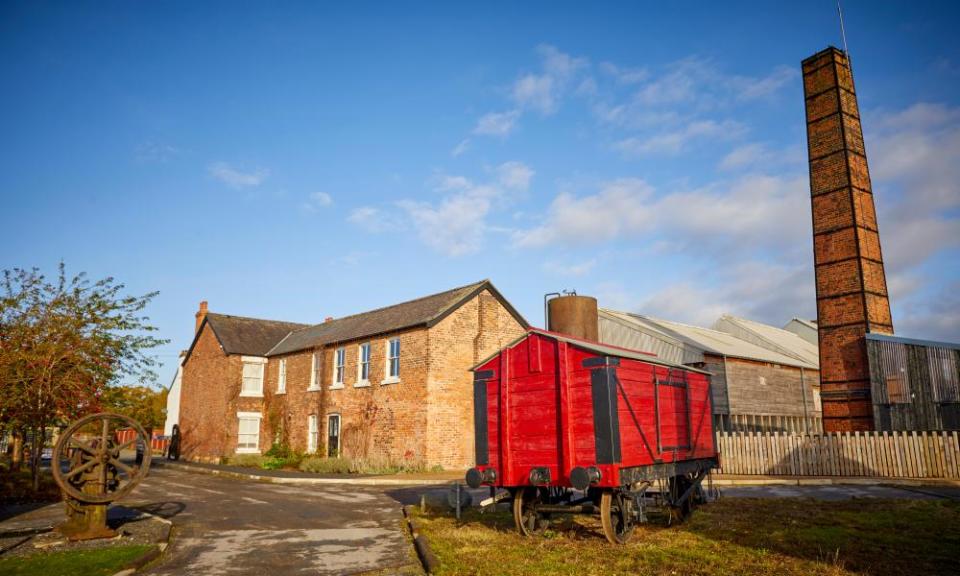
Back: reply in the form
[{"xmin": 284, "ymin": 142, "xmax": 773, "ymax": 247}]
[
  {"xmin": 190, "ymin": 314, "xmax": 309, "ymax": 359},
  {"xmin": 267, "ymin": 279, "xmax": 527, "ymax": 356}
]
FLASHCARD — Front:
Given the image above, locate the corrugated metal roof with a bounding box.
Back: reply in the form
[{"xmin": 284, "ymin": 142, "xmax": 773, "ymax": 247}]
[
  {"xmin": 866, "ymin": 332, "xmax": 960, "ymax": 351},
  {"xmin": 599, "ymin": 309, "xmax": 817, "ymax": 369},
  {"xmin": 713, "ymin": 314, "xmax": 820, "ymax": 369},
  {"xmin": 599, "ymin": 311, "xmax": 703, "ymax": 365}
]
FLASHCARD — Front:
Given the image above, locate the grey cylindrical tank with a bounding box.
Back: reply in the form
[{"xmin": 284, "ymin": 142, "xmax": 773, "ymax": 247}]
[{"xmin": 548, "ymin": 295, "xmax": 599, "ymax": 341}]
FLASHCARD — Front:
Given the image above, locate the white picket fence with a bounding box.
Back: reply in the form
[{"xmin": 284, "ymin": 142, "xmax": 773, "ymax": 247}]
[{"xmin": 715, "ymin": 430, "xmax": 960, "ymax": 479}]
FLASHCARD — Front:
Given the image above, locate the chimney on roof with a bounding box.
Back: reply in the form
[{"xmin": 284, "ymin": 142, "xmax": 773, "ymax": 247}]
[
  {"xmin": 196, "ymin": 301, "xmax": 208, "ymax": 333},
  {"xmin": 802, "ymin": 46, "xmax": 893, "ymax": 433},
  {"xmin": 324, "ymin": 317, "xmax": 333, "ymax": 323}
]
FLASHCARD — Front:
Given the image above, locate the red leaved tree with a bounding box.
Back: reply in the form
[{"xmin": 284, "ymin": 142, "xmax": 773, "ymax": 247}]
[{"xmin": 0, "ymin": 264, "xmax": 167, "ymax": 490}]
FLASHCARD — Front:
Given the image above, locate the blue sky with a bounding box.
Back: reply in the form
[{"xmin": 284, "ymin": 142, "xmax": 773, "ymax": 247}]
[{"xmin": 2, "ymin": 1, "xmax": 958, "ymax": 386}]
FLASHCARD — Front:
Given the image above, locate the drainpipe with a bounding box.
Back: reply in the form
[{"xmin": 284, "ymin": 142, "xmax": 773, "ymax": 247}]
[
  {"xmin": 800, "ymin": 367, "xmax": 810, "ymax": 435},
  {"xmin": 543, "ymin": 293, "xmax": 560, "ymax": 330},
  {"xmin": 721, "ymin": 355, "xmax": 731, "ymax": 433}
]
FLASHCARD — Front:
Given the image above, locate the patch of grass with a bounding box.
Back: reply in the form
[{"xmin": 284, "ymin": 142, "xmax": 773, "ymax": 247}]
[
  {"xmin": 0, "ymin": 545, "xmax": 154, "ymax": 576},
  {"xmin": 415, "ymin": 498, "xmax": 960, "ymax": 576}
]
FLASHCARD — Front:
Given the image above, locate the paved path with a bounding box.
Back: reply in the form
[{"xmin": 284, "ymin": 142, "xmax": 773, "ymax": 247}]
[{"xmin": 122, "ymin": 463, "xmax": 416, "ymax": 576}]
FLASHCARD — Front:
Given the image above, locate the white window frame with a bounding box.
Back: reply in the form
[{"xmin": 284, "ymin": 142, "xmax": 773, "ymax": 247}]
[
  {"xmin": 277, "ymin": 358, "xmax": 287, "ymax": 394},
  {"xmin": 331, "ymin": 348, "xmax": 345, "ymax": 389},
  {"xmin": 240, "ymin": 356, "xmax": 266, "ymax": 397},
  {"xmin": 382, "ymin": 337, "xmax": 400, "ymax": 384},
  {"xmin": 356, "ymin": 342, "xmax": 371, "ymax": 387},
  {"xmin": 308, "ymin": 352, "xmax": 321, "ymax": 391},
  {"xmin": 307, "ymin": 414, "xmax": 319, "ymax": 454},
  {"xmin": 236, "ymin": 411, "xmax": 262, "ymax": 454}
]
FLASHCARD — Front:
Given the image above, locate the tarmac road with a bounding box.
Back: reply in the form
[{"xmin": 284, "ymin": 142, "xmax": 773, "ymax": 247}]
[{"xmin": 121, "ymin": 462, "xmax": 416, "ymax": 576}]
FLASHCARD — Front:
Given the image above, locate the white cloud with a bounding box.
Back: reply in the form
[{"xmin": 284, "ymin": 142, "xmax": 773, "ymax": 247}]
[
  {"xmin": 514, "ymin": 178, "xmax": 654, "ymax": 247},
  {"xmin": 451, "ymin": 138, "xmax": 471, "ymax": 157},
  {"xmin": 473, "ymin": 110, "xmax": 520, "ymax": 136},
  {"xmin": 614, "ymin": 120, "xmax": 745, "ymax": 156},
  {"xmin": 512, "ymin": 44, "xmax": 589, "ymax": 115},
  {"xmin": 543, "ymin": 259, "xmax": 597, "ymax": 277},
  {"xmin": 135, "ymin": 141, "xmax": 181, "ymax": 163},
  {"xmin": 860, "ymin": 103, "xmax": 960, "ymax": 291},
  {"xmin": 208, "ymin": 162, "xmax": 269, "ymax": 189},
  {"xmin": 301, "ymin": 192, "xmax": 333, "ymax": 213},
  {"xmin": 719, "ymin": 142, "xmax": 806, "ymax": 172},
  {"xmin": 894, "ymin": 281, "xmax": 960, "ymax": 342},
  {"xmin": 514, "ymin": 173, "xmax": 808, "ymax": 253},
  {"xmin": 351, "ymin": 163, "xmax": 533, "ymax": 256},
  {"xmin": 347, "ymin": 206, "xmax": 402, "ymax": 233},
  {"xmin": 496, "ymin": 161, "xmax": 534, "ymax": 191},
  {"xmin": 599, "ymin": 62, "xmax": 648, "ymax": 85},
  {"xmin": 719, "ymin": 143, "xmax": 771, "ymax": 170},
  {"xmin": 398, "ymin": 184, "xmax": 497, "ymax": 256},
  {"xmin": 634, "ymin": 261, "xmax": 815, "ymax": 327},
  {"xmin": 734, "ymin": 65, "xmax": 796, "ymax": 100}
]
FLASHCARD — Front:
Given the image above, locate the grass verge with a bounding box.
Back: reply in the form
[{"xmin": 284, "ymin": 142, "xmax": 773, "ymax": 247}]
[
  {"xmin": 0, "ymin": 544, "xmax": 155, "ymax": 576},
  {"xmin": 414, "ymin": 497, "xmax": 960, "ymax": 576}
]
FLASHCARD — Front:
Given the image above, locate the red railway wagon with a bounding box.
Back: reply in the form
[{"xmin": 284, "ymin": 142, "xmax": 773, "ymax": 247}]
[{"xmin": 465, "ymin": 328, "xmax": 718, "ymax": 543}]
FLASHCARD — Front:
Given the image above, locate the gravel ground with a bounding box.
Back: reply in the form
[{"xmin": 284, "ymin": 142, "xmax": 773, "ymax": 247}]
[{"xmin": 0, "ymin": 503, "xmax": 169, "ymax": 559}]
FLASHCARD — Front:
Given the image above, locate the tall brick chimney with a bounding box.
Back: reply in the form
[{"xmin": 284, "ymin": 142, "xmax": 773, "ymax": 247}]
[
  {"xmin": 195, "ymin": 300, "xmax": 208, "ymax": 333},
  {"xmin": 802, "ymin": 47, "xmax": 894, "ymax": 432}
]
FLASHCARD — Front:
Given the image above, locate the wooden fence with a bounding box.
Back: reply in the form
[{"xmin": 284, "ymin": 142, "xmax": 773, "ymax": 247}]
[{"xmin": 715, "ymin": 430, "xmax": 960, "ymax": 479}]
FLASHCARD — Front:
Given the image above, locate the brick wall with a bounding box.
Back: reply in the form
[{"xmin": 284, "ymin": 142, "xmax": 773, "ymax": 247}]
[
  {"xmin": 803, "ymin": 46, "xmax": 893, "ymax": 432},
  {"xmin": 180, "ymin": 289, "xmax": 526, "ymax": 467},
  {"xmin": 179, "ymin": 324, "xmax": 243, "ymax": 462},
  {"xmin": 426, "ymin": 291, "xmax": 527, "ymax": 469}
]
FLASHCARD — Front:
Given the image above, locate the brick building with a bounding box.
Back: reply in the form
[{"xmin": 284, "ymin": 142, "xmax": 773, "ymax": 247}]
[{"xmin": 178, "ymin": 280, "xmax": 527, "ymax": 468}]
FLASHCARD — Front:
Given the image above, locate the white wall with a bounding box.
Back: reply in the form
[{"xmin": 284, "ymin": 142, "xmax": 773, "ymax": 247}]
[{"xmin": 163, "ymin": 359, "xmax": 183, "ymax": 437}]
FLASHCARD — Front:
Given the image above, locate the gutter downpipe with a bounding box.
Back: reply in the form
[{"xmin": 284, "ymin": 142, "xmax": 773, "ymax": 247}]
[
  {"xmin": 543, "ymin": 292, "xmax": 561, "ymax": 330},
  {"xmin": 721, "ymin": 354, "xmax": 731, "ymax": 433},
  {"xmin": 800, "ymin": 367, "xmax": 810, "ymax": 436}
]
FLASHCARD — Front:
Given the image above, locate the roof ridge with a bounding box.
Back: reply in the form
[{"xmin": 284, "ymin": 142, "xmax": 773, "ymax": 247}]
[
  {"xmin": 206, "ymin": 312, "xmax": 308, "ymax": 327},
  {"xmin": 290, "ymin": 279, "xmax": 488, "ymax": 333}
]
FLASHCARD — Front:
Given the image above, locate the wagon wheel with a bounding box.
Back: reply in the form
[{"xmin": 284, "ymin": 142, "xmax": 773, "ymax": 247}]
[
  {"xmin": 600, "ymin": 490, "xmax": 635, "ymax": 544},
  {"xmin": 52, "ymin": 412, "xmax": 152, "ymax": 504},
  {"xmin": 513, "ymin": 488, "xmax": 549, "ymax": 536}
]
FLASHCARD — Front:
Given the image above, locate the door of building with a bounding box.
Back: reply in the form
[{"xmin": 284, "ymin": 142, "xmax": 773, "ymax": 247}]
[{"xmin": 327, "ymin": 414, "xmax": 340, "ymax": 458}]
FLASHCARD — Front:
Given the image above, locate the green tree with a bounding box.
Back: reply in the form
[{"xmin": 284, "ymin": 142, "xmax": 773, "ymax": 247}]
[
  {"xmin": 0, "ymin": 263, "xmax": 167, "ymax": 490},
  {"xmin": 101, "ymin": 385, "xmax": 168, "ymax": 431}
]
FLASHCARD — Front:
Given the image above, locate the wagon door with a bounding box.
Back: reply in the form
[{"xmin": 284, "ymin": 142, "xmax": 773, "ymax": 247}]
[{"xmin": 656, "ymin": 368, "xmax": 691, "ymax": 453}]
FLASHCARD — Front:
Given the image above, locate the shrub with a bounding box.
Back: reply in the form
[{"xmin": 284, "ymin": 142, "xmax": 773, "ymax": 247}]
[
  {"xmin": 298, "ymin": 457, "xmax": 354, "ymax": 474},
  {"xmin": 264, "ymin": 443, "xmax": 291, "ymax": 459},
  {"xmin": 226, "ymin": 454, "xmax": 265, "ymax": 468},
  {"xmin": 262, "ymin": 457, "xmax": 287, "ymax": 470}
]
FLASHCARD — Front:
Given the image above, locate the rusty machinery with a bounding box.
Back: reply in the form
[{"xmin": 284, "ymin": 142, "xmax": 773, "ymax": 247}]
[{"xmin": 51, "ymin": 413, "xmax": 152, "ymax": 540}]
